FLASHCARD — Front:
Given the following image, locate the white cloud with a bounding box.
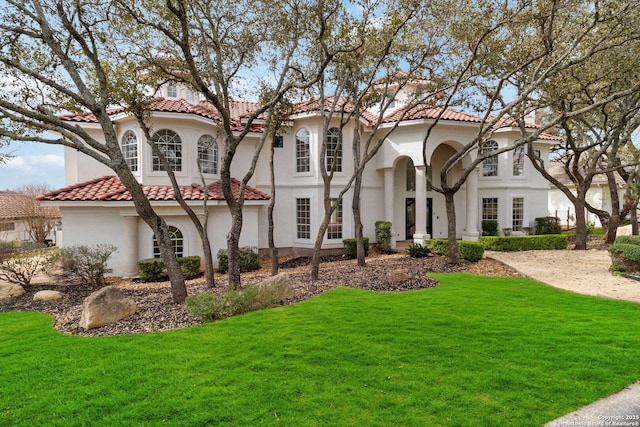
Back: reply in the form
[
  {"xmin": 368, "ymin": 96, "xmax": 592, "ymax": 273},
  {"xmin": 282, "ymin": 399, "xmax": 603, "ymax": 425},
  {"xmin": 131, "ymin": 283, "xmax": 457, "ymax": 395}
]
[{"xmin": 0, "ymin": 154, "xmax": 65, "ymax": 190}]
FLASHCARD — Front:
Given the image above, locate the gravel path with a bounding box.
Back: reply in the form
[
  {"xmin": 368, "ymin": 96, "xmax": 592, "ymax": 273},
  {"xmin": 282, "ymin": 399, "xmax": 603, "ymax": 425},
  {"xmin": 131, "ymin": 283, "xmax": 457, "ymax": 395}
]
[{"xmin": 487, "ymin": 249, "xmax": 640, "ymax": 304}]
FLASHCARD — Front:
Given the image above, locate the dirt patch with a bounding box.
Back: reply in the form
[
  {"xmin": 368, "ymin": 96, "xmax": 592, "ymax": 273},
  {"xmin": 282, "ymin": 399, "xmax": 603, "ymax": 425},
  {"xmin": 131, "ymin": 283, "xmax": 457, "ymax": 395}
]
[{"xmin": 0, "ymin": 253, "xmax": 518, "ymax": 337}]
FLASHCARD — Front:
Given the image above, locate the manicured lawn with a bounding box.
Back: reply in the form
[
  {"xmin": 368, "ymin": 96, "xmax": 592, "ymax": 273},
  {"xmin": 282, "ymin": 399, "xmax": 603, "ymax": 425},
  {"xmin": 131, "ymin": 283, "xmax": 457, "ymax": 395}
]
[{"xmin": 1, "ymin": 273, "xmax": 640, "ymax": 426}]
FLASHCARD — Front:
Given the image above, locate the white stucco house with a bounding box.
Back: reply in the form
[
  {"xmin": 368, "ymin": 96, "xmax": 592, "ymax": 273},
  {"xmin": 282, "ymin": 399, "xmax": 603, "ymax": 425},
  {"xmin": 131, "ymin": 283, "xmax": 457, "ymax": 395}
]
[{"xmin": 38, "ymin": 78, "xmax": 560, "ymax": 276}]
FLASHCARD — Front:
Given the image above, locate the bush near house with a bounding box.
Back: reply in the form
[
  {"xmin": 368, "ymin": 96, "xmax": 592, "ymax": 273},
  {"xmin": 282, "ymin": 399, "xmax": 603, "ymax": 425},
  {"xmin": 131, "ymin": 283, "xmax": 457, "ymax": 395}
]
[
  {"xmin": 343, "ymin": 238, "xmax": 370, "ymax": 258},
  {"xmin": 53, "ymin": 244, "xmax": 117, "ymax": 287},
  {"xmin": 216, "ymin": 247, "xmax": 259, "ymax": 274},
  {"xmin": 138, "ymin": 255, "xmax": 201, "ymax": 282},
  {"xmin": 404, "ymin": 243, "xmax": 430, "ymax": 258},
  {"xmin": 425, "ymin": 239, "xmax": 485, "ymax": 262},
  {"xmin": 374, "ymin": 221, "xmax": 394, "ymax": 254},
  {"xmin": 535, "ymin": 217, "xmax": 562, "ymax": 235},
  {"xmin": 480, "ymin": 235, "xmax": 568, "ymax": 251},
  {"xmin": 609, "ymin": 236, "xmax": 640, "ymax": 273},
  {"xmin": 481, "ymin": 220, "xmax": 498, "ymax": 236},
  {"xmin": 0, "ymin": 242, "xmax": 55, "ymax": 286}
]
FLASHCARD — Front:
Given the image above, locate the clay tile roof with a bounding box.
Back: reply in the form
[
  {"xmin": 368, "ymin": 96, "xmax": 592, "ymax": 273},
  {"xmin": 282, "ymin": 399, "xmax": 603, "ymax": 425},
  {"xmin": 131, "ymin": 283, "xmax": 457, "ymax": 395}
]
[
  {"xmin": 37, "ymin": 176, "xmax": 270, "ymax": 202},
  {"xmin": 0, "ymin": 191, "xmax": 61, "ymax": 219}
]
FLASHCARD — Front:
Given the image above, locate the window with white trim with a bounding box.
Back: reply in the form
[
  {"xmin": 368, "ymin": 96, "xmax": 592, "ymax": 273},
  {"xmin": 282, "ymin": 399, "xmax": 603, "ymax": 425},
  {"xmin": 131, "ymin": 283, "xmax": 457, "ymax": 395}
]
[
  {"xmin": 152, "ymin": 129, "xmax": 182, "ymax": 172},
  {"xmin": 512, "ymin": 197, "xmax": 524, "ymax": 232},
  {"xmin": 406, "ymin": 160, "xmax": 415, "ymax": 191},
  {"xmin": 296, "ymin": 198, "xmax": 311, "ymax": 239},
  {"xmin": 327, "ymin": 198, "xmax": 343, "ymax": 239},
  {"xmin": 325, "ymin": 127, "xmax": 342, "ymax": 172},
  {"xmin": 513, "ymin": 146, "xmax": 524, "ymax": 176},
  {"xmin": 167, "ymin": 85, "xmax": 177, "ymax": 98},
  {"xmin": 121, "ymin": 130, "xmax": 138, "ymax": 172},
  {"xmin": 197, "ymin": 134, "xmax": 218, "ymax": 174},
  {"xmin": 482, "ymin": 198, "xmax": 498, "ymax": 221},
  {"xmin": 296, "ymin": 128, "xmax": 310, "ymax": 173},
  {"xmin": 153, "ymin": 225, "xmax": 184, "ymax": 258},
  {"xmin": 481, "ymin": 140, "xmax": 499, "ymax": 177}
]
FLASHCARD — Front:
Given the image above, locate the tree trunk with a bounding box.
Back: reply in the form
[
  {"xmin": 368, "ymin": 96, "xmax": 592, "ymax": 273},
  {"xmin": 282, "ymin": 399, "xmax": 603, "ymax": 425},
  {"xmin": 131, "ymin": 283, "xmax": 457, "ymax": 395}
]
[
  {"xmin": 353, "ymin": 171, "xmax": 366, "ymax": 267},
  {"xmin": 227, "ymin": 204, "xmax": 243, "ymax": 288},
  {"xmin": 573, "ymin": 196, "xmax": 588, "ymax": 250},
  {"xmin": 444, "ymin": 190, "xmax": 460, "ymax": 263},
  {"xmin": 311, "ymin": 215, "xmax": 332, "ymax": 280},
  {"xmin": 268, "ymin": 142, "xmax": 279, "ymax": 276},
  {"xmin": 632, "ymin": 207, "xmax": 639, "ymax": 235}
]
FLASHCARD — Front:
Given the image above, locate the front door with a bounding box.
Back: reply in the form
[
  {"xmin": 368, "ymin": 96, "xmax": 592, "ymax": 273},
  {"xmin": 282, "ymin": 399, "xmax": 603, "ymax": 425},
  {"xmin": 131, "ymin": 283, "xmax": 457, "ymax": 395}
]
[{"xmin": 406, "ymin": 198, "xmax": 433, "ymax": 239}]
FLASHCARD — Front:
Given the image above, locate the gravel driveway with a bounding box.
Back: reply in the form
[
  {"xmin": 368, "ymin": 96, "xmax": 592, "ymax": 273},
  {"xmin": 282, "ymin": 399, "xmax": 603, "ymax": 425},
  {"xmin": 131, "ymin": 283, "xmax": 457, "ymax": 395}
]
[{"xmin": 487, "ymin": 249, "xmax": 640, "ymax": 304}]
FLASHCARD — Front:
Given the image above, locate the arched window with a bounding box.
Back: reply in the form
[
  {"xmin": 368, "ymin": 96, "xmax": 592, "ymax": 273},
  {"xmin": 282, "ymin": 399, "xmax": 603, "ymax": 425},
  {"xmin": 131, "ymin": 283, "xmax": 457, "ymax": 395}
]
[
  {"xmin": 481, "ymin": 140, "xmax": 499, "ymax": 177},
  {"xmin": 197, "ymin": 134, "xmax": 218, "ymax": 174},
  {"xmin": 152, "ymin": 129, "xmax": 182, "ymax": 172},
  {"xmin": 121, "ymin": 130, "xmax": 138, "ymax": 172},
  {"xmin": 325, "ymin": 127, "xmax": 342, "ymax": 172},
  {"xmin": 153, "ymin": 225, "xmax": 184, "ymax": 258},
  {"xmin": 295, "ymin": 128, "xmax": 310, "ymax": 173}
]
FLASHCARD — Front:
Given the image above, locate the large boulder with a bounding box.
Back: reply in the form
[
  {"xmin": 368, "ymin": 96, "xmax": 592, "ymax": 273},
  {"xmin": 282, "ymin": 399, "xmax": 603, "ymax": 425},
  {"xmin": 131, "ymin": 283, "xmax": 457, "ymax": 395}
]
[
  {"xmin": 0, "ymin": 284, "xmax": 25, "ymax": 300},
  {"xmin": 33, "ymin": 290, "xmax": 64, "ymax": 301},
  {"xmin": 79, "ymin": 286, "xmax": 136, "ymax": 330},
  {"xmin": 257, "ymin": 273, "xmax": 294, "ymax": 299}
]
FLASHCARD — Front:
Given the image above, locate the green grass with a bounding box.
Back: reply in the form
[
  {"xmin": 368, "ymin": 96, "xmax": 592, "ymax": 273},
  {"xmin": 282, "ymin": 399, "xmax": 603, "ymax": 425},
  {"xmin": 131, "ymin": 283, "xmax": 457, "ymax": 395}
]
[{"xmin": 2, "ymin": 273, "xmax": 640, "ymax": 426}]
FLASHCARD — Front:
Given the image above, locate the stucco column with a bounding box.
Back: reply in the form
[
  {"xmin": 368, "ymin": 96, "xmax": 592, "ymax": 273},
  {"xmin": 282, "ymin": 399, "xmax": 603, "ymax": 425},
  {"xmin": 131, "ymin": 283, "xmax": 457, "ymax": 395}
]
[
  {"xmin": 123, "ymin": 216, "xmax": 139, "ymax": 277},
  {"xmin": 383, "ymin": 167, "xmax": 396, "ymax": 248},
  {"xmin": 413, "ymin": 165, "xmax": 429, "ymax": 243},
  {"xmin": 463, "ymin": 168, "xmax": 480, "ymax": 241}
]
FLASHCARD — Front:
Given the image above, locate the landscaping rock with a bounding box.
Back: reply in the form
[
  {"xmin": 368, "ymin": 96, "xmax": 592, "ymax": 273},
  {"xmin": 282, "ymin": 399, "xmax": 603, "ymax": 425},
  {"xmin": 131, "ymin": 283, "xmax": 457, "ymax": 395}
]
[
  {"xmin": 79, "ymin": 286, "xmax": 136, "ymax": 330},
  {"xmin": 257, "ymin": 272, "xmax": 294, "ymax": 298},
  {"xmin": 33, "ymin": 290, "xmax": 64, "ymax": 301},
  {"xmin": 386, "ymin": 269, "xmax": 413, "ymax": 283},
  {"xmin": 0, "ymin": 284, "xmax": 25, "ymax": 300}
]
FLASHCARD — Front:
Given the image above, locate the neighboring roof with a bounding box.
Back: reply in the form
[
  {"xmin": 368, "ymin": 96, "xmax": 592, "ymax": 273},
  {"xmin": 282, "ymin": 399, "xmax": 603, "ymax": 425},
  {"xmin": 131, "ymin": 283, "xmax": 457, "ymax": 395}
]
[
  {"xmin": 37, "ymin": 176, "xmax": 271, "ymax": 202},
  {"xmin": 547, "ymin": 160, "xmax": 626, "ymax": 186},
  {"xmin": 0, "ymin": 191, "xmax": 61, "ymax": 220}
]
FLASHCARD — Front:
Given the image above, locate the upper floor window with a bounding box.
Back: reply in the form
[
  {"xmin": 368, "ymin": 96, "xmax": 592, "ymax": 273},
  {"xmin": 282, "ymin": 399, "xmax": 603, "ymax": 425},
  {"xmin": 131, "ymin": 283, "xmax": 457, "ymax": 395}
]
[
  {"xmin": 153, "ymin": 225, "xmax": 184, "ymax": 258},
  {"xmin": 325, "ymin": 127, "xmax": 342, "ymax": 172},
  {"xmin": 296, "ymin": 128, "xmax": 310, "ymax": 173},
  {"xmin": 513, "ymin": 146, "xmax": 524, "ymax": 177},
  {"xmin": 121, "ymin": 130, "xmax": 138, "ymax": 172},
  {"xmin": 481, "ymin": 140, "xmax": 499, "ymax": 177},
  {"xmin": 406, "ymin": 159, "xmax": 415, "ymax": 191},
  {"xmin": 197, "ymin": 134, "xmax": 218, "ymax": 175},
  {"xmin": 167, "ymin": 85, "xmax": 177, "ymax": 98},
  {"xmin": 152, "ymin": 129, "xmax": 182, "ymax": 172},
  {"xmin": 185, "ymin": 89, "xmax": 194, "ymax": 103}
]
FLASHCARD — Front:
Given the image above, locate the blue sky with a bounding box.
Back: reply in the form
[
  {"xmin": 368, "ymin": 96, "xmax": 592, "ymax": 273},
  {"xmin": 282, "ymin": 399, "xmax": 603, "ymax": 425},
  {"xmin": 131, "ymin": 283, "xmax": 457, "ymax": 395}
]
[{"xmin": 0, "ymin": 141, "xmax": 65, "ymax": 191}]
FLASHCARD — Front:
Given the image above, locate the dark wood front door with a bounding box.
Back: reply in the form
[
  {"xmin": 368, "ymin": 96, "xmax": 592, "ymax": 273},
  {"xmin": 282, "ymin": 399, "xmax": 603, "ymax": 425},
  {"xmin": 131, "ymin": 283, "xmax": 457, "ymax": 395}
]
[{"xmin": 406, "ymin": 198, "xmax": 433, "ymax": 239}]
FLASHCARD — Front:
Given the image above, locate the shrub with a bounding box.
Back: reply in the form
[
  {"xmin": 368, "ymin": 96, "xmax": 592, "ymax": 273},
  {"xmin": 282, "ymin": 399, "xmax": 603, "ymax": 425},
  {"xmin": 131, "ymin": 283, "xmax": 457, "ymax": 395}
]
[
  {"xmin": 343, "ymin": 238, "xmax": 369, "ymax": 258},
  {"xmin": 535, "ymin": 217, "xmax": 561, "ymax": 235},
  {"xmin": 609, "ymin": 243, "xmax": 640, "ymax": 273},
  {"xmin": 425, "ymin": 239, "xmax": 484, "ymax": 262},
  {"xmin": 0, "ymin": 243, "xmax": 55, "ymax": 286},
  {"xmin": 217, "ymin": 247, "xmax": 260, "ymax": 274},
  {"xmin": 404, "ymin": 243, "xmax": 430, "ymax": 258},
  {"xmin": 375, "ymin": 221, "xmax": 394, "ymax": 253},
  {"xmin": 479, "ymin": 235, "xmax": 568, "ymax": 251},
  {"xmin": 186, "ymin": 281, "xmax": 291, "ymax": 322},
  {"xmin": 612, "ymin": 235, "xmax": 640, "ymax": 246},
  {"xmin": 481, "ymin": 220, "xmax": 498, "ymax": 236},
  {"xmin": 137, "ymin": 256, "xmax": 202, "ymax": 282},
  {"xmin": 458, "ymin": 241, "xmax": 485, "ymax": 262},
  {"xmin": 53, "ymin": 244, "xmax": 117, "ymax": 287}
]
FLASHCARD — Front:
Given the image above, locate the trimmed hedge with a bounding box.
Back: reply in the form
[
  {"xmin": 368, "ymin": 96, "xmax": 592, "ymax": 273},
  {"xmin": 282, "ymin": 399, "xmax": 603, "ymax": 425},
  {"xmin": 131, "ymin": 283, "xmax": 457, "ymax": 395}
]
[
  {"xmin": 217, "ymin": 247, "xmax": 260, "ymax": 274},
  {"xmin": 425, "ymin": 239, "xmax": 485, "ymax": 262},
  {"xmin": 138, "ymin": 256, "xmax": 201, "ymax": 282},
  {"xmin": 343, "ymin": 238, "xmax": 370, "ymax": 258},
  {"xmin": 609, "ymin": 236, "xmax": 640, "ymax": 273},
  {"xmin": 481, "ymin": 220, "xmax": 498, "ymax": 236},
  {"xmin": 479, "ymin": 235, "xmax": 568, "ymax": 251},
  {"xmin": 535, "ymin": 217, "xmax": 561, "ymax": 235}
]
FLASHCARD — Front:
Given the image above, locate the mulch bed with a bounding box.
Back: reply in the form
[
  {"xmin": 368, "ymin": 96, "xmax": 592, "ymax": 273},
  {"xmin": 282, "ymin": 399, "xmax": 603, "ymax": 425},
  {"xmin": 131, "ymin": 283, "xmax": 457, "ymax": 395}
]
[{"xmin": 0, "ymin": 253, "xmax": 519, "ymax": 337}]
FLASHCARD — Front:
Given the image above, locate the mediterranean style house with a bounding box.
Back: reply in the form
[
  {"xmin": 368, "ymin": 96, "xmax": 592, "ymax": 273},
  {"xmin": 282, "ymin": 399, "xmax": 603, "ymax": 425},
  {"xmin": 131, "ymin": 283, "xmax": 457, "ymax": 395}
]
[{"xmin": 39, "ymin": 79, "xmax": 559, "ymax": 277}]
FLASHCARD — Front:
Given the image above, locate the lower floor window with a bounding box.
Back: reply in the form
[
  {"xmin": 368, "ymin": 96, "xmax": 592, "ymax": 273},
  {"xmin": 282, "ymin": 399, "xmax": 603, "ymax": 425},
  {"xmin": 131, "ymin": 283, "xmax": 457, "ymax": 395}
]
[
  {"xmin": 327, "ymin": 198, "xmax": 343, "ymax": 239},
  {"xmin": 296, "ymin": 198, "xmax": 311, "ymax": 239},
  {"xmin": 482, "ymin": 198, "xmax": 498, "ymax": 221},
  {"xmin": 512, "ymin": 198, "xmax": 524, "ymax": 232},
  {"xmin": 153, "ymin": 225, "xmax": 184, "ymax": 258}
]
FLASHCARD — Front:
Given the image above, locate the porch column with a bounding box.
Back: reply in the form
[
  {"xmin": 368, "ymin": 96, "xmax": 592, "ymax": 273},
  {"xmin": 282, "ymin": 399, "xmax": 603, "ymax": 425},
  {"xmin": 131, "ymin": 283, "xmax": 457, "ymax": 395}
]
[
  {"xmin": 123, "ymin": 216, "xmax": 139, "ymax": 277},
  {"xmin": 463, "ymin": 168, "xmax": 480, "ymax": 241},
  {"xmin": 413, "ymin": 165, "xmax": 429, "ymax": 243},
  {"xmin": 383, "ymin": 167, "xmax": 396, "ymax": 248}
]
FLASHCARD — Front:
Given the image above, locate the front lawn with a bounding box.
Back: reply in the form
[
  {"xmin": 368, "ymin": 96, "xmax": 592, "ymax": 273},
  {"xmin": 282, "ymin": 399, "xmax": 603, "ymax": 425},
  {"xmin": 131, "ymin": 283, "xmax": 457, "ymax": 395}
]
[{"xmin": 1, "ymin": 273, "xmax": 639, "ymax": 426}]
